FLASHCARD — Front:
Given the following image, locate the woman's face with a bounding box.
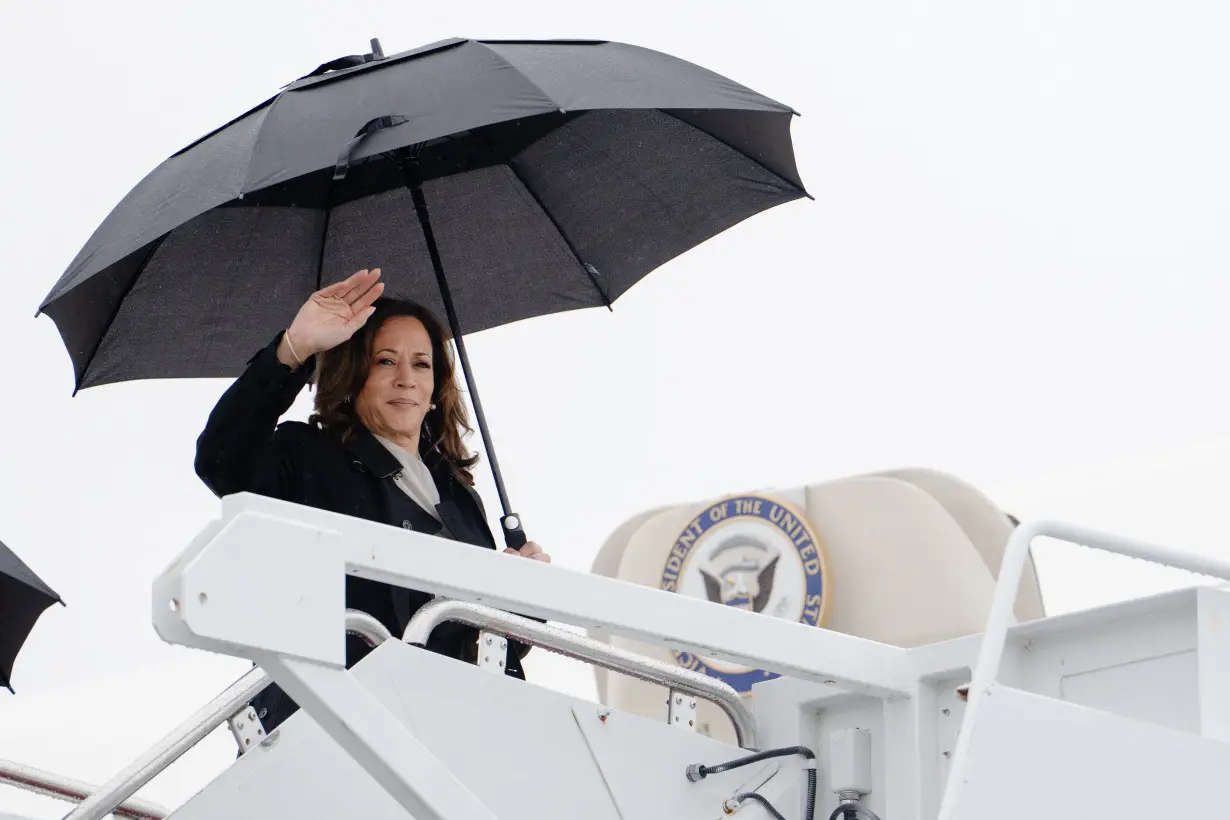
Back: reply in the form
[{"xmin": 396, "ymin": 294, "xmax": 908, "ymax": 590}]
[{"xmin": 355, "ymin": 316, "xmax": 435, "ymax": 444}]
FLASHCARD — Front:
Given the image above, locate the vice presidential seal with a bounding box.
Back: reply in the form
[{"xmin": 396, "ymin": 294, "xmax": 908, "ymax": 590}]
[{"xmin": 659, "ymin": 494, "xmax": 828, "ymax": 692}]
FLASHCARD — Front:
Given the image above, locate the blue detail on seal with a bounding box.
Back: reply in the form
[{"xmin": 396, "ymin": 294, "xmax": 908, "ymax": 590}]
[{"xmin": 660, "ymin": 495, "xmax": 826, "ymax": 693}]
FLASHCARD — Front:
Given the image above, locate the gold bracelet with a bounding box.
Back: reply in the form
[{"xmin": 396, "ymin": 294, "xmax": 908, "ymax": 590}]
[{"xmin": 284, "ymin": 330, "xmax": 305, "ymax": 367}]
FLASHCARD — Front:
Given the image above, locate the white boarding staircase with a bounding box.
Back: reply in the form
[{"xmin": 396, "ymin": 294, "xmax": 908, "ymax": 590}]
[{"xmin": 4, "ymin": 493, "xmax": 1230, "ymax": 819}]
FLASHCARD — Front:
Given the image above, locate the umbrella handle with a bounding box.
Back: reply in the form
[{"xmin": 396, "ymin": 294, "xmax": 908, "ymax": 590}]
[{"xmin": 501, "ymin": 514, "xmax": 527, "ymax": 550}]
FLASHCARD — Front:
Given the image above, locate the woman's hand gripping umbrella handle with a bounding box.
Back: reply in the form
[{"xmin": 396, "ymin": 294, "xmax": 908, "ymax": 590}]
[{"xmin": 501, "ymin": 516, "xmax": 527, "ymax": 550}]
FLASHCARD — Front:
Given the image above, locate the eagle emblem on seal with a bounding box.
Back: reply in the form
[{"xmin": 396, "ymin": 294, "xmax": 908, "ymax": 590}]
[{"xmin": 699, "ymin": 550, "xmax": 781, "ymax": 613}]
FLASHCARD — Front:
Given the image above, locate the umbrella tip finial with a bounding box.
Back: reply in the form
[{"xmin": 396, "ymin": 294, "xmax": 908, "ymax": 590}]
[{"xmin": 370, "ymin": 38, "xmax": 384, "ymax": 59}]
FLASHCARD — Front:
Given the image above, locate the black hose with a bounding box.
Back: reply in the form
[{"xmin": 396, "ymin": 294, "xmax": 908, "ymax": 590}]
[
  {"xmin": 734, "ymin": 792, "xmax": 788, "ymax": 820},
  {"xmin": 690, "ymin": 744, "xmax": 816, "ymax": 778}
]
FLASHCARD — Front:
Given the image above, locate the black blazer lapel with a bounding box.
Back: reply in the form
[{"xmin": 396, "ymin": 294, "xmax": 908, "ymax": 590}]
[
  {"xmin": 426, "ymin": 454, "xmax": 496, "ymax": 550},
  {"xmin": 342, "ymin": 429, "xmax": 403, "ymax": 479}
]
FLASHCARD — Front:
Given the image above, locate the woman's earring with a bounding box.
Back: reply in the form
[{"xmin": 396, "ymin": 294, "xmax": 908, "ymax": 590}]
[{"xmin": 430, "ymin": 403, "xmax": 437, "ymax": 410}]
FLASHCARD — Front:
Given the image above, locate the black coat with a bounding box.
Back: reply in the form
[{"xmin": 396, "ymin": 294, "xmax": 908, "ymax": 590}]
[{"xmin": 195, "ymin": 332, "xmax": 528, "ymax": 733}]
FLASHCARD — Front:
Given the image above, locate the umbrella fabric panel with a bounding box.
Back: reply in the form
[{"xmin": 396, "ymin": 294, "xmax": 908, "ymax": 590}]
[
  {"xmin": 39, "ymin": 107, "xmax": 275, "ymax": 386},
  {"xmin": 40, "ymin": 242, "xmax": 156, "ymax": 390},
  {"xmin": 84, "ymin": 207, "xmax": 324, "ymax": 386},
  {"xmin": 43, "ymin": 106, "xmax": 272, "ymax": 308},
  {"xmin": 510, "ymin": 108, "xmax": 804, "ymax": 304},
  {"xmin": 245, "ymin": 41, "xmax": 562, "ymax": 195},
  {"xmin": 670, "ymin": 108, "xmax": 806, "ymax": 192},
  {"xmin": 0, "ymin": 541, "xmax": 60, "ymax": 601},
  {"xmin": 321, "ymin": 165, "xmax": 599, "ymax": 335},
  {"xmin": 482, "ymin": 41, "xmax": 794, "ymax": 116}
]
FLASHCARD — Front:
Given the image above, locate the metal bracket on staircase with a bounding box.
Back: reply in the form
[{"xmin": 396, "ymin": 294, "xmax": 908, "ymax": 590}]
[
  {"xmin": 404, "ymin": 598, "xmax": 758, "ymax": 748},
  {"xmin": 226, "ymin": 704, "xmax": 265, "ymax": 755},
  {"xmin": 477, "ymin": 632, "xmax": 508, "ymax": 674},
  {"xmin": 667, "ymin": 689, "xmax": 698, "ymax": 732}
]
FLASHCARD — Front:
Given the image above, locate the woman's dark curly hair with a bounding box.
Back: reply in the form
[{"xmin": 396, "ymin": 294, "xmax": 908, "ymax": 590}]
[{"xmin": 308, "ymin": 298, "xmax": 478, "ymax": 484}]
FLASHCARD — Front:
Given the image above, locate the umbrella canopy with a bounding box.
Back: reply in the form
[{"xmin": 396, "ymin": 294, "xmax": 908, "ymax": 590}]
[
  {"xmin": 0, "ymin": 538, "xmax": 63, "ymax": 693},
  {"xmin": 37, "ymin": 37, "xmax": 808, "ymax": 544},
  {"xmin": 38, "ymin": 37, "xmax": 807, "ymax": 389}
]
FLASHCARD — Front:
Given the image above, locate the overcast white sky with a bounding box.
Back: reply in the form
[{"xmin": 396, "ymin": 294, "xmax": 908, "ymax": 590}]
[{"xmin": 4, "ymin": 0, "xmax": 1230, "ymax": 816}]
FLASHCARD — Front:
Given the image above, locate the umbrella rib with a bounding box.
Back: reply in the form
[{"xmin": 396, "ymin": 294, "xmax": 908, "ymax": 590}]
[
  {"xmin": 170, "ymin": 95, "xmax": 277, "ymax": 159},
  {"xmin": 474, "ymin": 42, "xmax": 563, "ymax": 115},
  {"xmin": 314, "ymin": 209, "xmax": 332, "ymax": 293},
  {"xmin": 503, "ymin": 157, "xmax": 612, "ymax": 309},
  {"xmin": 237, "ymin": 93, "xmax": 293, "ymax": 195},
  {"xmin": 659, "ymin": 110, "xmax": 813, "ymax": 201},
  {"xmin": 469, "ymin": 40, "xmax": 615, "ymax": 307},
  {"xmin": 72, "ymin": 234, "xmax": 169, "ymax": 394}
]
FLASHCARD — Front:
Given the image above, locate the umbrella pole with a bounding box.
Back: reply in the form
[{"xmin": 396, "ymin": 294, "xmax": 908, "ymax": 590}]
[{"xmin": 407, "ymin": 183, "xmax": 528, "ymax": 550}]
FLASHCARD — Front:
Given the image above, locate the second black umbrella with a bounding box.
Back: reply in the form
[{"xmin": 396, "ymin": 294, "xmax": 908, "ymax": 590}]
[{"xmin": 1, "ymin": 538, "xmax": 63, "ymax": 693}]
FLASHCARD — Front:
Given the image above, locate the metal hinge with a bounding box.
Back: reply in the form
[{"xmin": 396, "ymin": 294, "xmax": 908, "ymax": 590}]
[
  {"xmin": 478, "ymin": 631, "xmax": 507, "ymax": 674},
  {"xmin": 668, "ymin": 689, "xmax": 697, "ymax": 731},
  {"xmin": 227, "ymin": 705, "xmax": 266, "ymax": 754}
]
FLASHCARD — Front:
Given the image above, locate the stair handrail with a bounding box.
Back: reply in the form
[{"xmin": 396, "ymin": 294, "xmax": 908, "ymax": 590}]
[
  {"xmin": 938, "ymin": 519, "xmax": 1230, "ymax": 820},
  {"xmin": 0, "ymin": 758, "xmax": 168, "ymax": 820},
  {"xmin": 60, "ymin": 610, "xmax": 391, "ymax": 820},
  {"xmin": 403, "ymin": 598, "xmax": 759, "ymax": 749}
]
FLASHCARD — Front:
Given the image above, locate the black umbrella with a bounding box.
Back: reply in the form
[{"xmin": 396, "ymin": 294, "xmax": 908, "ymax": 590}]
[
  {"xmin": 1, "ymin": 538, "xmax": 63, "ymax": 693},
  {"xmin": 38, "ymin": 37, "xmax": 808, "ymax": 546}
]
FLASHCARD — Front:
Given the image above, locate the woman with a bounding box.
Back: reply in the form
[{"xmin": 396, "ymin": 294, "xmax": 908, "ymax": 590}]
[{"xmin": 195, "ymin": 267, "xmax": 549, "ymax": 733}]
